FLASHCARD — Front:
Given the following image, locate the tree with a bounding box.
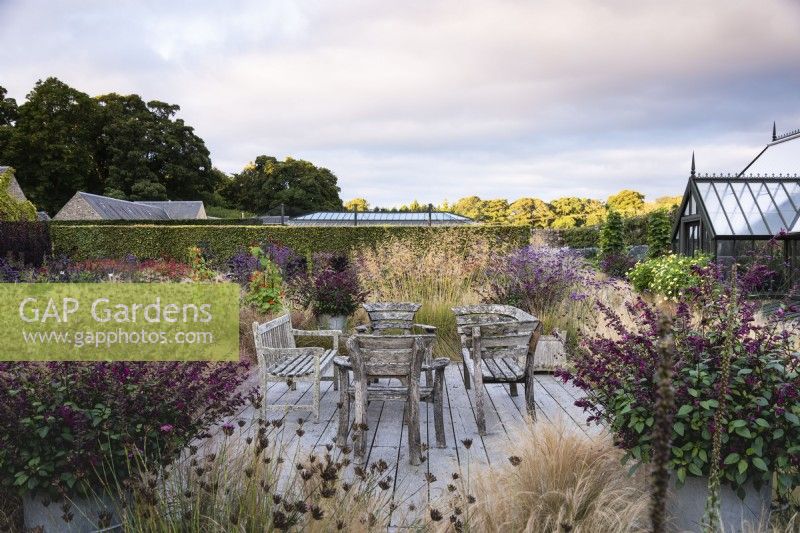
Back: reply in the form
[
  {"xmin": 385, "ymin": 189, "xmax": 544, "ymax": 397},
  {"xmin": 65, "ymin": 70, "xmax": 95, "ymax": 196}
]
[
  {"xmin": 481, "ymin": 199, "xmax": 511, "ymax": 224},
  {"xmin": 1, "ymin": 78, "xmax": 220, "ymax": 213},
  {"xmin": 97, "ymin": 93, "xmax": 216, "ymax": 201},
  {"xmin": 552, "ymin": 215, "xmax": 577, "ymax": 229},
  {"xmin": 451, "ymin": 196, "xmax": 484, "ymax": 221},
  {"xmin": 222, "ymin": 156, "xmax": 343, "ymax": 215},
  {"xmin": 4, "ymin": 78, "xmax": 101, "ymax": 213},
  {"xmin": 647, "ymin": 209, "xmax": 672, "ymax": 258},
  {"xmin": 509, "ymin": 198, "xmax": 555, "ymax": 227},
  {"xmin": 607, "ymin": 189, "xmax": 645, "ymax": 217},
  {"xmin": 0, "ymin": 86, "xmax": 17, "ymax": 158},
  {"xmin": 344, "ymin": 198, "xmax": 369, "ymax": 212},
  {"xmin": 599, "ymin": 209, "xmax": 625, "ymax": 258}
]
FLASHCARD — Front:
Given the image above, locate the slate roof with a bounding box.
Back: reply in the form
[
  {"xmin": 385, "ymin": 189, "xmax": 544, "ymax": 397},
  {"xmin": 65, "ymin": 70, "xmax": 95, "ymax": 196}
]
[
  {"xmin": 135, "ymin": 200, "xmax": 204, "ymax": 219},
  {"xmin": 78, "ymin": 192, "xmax": 172, "ymax": 220},
  {"xmin": 287, "ymin": 211, "xmax": 473, "ymax": 226}
]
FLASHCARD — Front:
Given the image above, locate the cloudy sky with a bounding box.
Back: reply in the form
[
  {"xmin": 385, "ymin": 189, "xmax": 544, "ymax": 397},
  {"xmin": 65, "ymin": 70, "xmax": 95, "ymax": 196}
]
[{"xmin": 1, "ymin": 0, "xmax": 799, "ymax": 206}]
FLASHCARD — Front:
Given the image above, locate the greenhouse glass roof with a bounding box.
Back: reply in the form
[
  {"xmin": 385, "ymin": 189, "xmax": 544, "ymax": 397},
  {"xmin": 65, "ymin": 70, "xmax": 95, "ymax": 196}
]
[
  {"xmin": 287, "ymin": 211, "xmax": 473, "ymax": 226},
  {"xmin": 691, "ymin": 176, "xmax": 800, "ymax": 237}
]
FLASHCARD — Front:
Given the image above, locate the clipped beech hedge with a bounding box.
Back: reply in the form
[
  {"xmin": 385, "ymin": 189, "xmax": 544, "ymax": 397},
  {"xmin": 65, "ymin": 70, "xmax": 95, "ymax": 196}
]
[{"xmin": 50, "ymin": 224, "xmax": 531, "ymax": 263}]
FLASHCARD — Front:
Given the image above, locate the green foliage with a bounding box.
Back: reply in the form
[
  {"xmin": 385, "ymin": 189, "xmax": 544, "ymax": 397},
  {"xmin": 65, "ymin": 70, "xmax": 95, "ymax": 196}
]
[
  {"xmin": 0, "ymin": 85, "xmax": 17, "ymax": 158},
  {"xmin": 244, "ymin": 246, "xmax": 284, "ymax": 314},
  {"xmin": 343, "ymin": 198, "xmax": 369, "ymax": 212},
  {"xmin": 220, "ymin": 156, "xmax": 343, "ymax": 215},
  {"xmin": 51, "ymin": 224, "xmax": 531, "ymax": 265},
  {"xmin": 187, "ymin": 246, "xmax": 216, "ymax": 281},
  {"xmin": 607, "ymin": 189, "xmax": 645, "ymax": 217},
  {"xmin": 204, "ymin": 205, "xmax": 256, "ymax": 219},
  {"xmin": 508, "ymin": 197, "xmax": 555, "ymax": 227},
  {"xmin": 599, "ymin": 209, "xmax": 624, "ymax": 258},
  {"xmin": 3, "ymin": 78, "xmax": 101, "ymax": 213},
  {"xmin": 626, "ymin": 254, "xmax": 710, "ymax": 298},
  {"xmin": 647, "ymin": 209, "xmax": 672, "ymax": 258},
  {"xmin": 0, "ymin": 167, "xmax": 36, "ymax": 221},
  {"xmin": 1, "ymin": 78, "xmax": 219, "ymax": 214}
]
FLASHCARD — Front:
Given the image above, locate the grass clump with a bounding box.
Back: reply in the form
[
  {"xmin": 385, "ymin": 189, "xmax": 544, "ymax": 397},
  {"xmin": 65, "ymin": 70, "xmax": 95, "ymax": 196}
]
[{"xmin": 430, "ymin": 421, "xmax": 650, "ymax": 533}]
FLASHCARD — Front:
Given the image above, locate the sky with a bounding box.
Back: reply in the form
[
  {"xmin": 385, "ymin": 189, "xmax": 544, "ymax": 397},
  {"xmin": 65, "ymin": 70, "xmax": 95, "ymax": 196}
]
[{"xmin": 1, "ymin": 0, "xmax": 799, "ymax": 207}]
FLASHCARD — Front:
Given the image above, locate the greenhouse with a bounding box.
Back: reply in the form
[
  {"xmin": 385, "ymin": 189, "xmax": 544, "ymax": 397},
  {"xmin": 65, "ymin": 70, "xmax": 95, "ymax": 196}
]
[{"xmin": 673, "ymin": 126, "xmax": 800, "ymax": 272}]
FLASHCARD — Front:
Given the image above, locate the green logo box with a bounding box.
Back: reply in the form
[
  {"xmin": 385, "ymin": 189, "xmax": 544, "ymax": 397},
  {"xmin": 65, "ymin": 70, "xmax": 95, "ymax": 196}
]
[{"xmin": 0, "ymin": 283, "xmax": 240, "ymax": 361}]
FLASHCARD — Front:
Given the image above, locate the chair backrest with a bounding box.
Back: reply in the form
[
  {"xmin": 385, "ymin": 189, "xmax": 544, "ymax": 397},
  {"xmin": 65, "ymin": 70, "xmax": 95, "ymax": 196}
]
[
  {"xmin": 346, "ymin": 333, "xmax": 433, "ymax": 380},
  {"xmin": 452, "ymin": 305, "xmax": 540, "ymax": 360},
  {"xmin": 252, "ymin": 314, "xmax": 296, "ymax": 353},
  {"xmin": 362, "ymin": 302, "xmax": 421, "ymax": 334}
]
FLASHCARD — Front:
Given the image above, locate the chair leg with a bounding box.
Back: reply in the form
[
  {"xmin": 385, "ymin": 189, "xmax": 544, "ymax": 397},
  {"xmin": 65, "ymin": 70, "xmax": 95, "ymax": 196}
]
[
  {"xmin": 463, "ymin": 361, "xmax": 471, "ymax": 389},
  {"xmin": 425, "ymin": 369, "xmax": 433, "ymax": 387},
  {"xmin": 433, "ymin": 368, "xmax": 446, "ymax": 448},
  {"xmin": 336, "ymin": 368, "xmax": 350, "ymax": 447},
  {"xmin": 333, "ymin": 366, "xmax": 339, "ymax": 391},
  {"xmin": 353, "ymin": 380, "xmax": 368, "ymax": 463},
  {"xmin": 509, "ymin": 382, "xmax": 518, "ymax": 397},
  {"xmin": 473, "ymin": 361, "xmax": 486, "ymax": 436},
  {"xmin": 525, "ymin": 371, "xmax": 537, "ymax": 421},
  {"xmin": 407, "ymin": 385, "xmax": 422, "ymax": 465},
  {"xmin": 313, "ymin": 376, "xmax": 321, "ymax": 423}
]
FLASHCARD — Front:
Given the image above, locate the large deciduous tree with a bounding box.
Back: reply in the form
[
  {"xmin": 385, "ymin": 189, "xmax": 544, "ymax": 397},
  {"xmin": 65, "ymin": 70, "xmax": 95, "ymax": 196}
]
[
  {"xmin": 1, "ymin": 78, "xmax": 220, "ymax": 213},
  {"xmin": 97, "ymin": 94, "xmax": 215, "ymax": 201},
  {"xmin": 222, "ymin": 156, "xmax": 343, "ymax": 215},
  {"xmin": 0, "ymin": 86, "xmax": 17, "ymax": 158},
  {"xmin": 4, "ymin": 78, "xmax": 102, "ymax": 213},
  {"xmin": 607, "ymin": 189, "xmax": 645, "ymax": 217}
]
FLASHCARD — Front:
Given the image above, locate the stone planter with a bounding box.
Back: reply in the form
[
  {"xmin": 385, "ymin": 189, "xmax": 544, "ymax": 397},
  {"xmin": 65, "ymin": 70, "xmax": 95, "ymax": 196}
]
[
  {"xmin": 666, "ymin": 474, "xmax": 771, "ymax": 532},
  {"xmin": 23, "ymin": 490, "xmax": 124, "ymax": 532},
  {"xmin": 533, "ymin": 329, "xmax": 567, "ymax": 372},
  {"xmin": 320, "ymin": 314, "xmax": 347, "ymax": 331}
]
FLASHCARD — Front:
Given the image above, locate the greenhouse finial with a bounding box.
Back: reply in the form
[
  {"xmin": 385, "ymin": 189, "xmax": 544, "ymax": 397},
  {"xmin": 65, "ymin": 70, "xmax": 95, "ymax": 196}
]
[
  {"xmin": 690, "ymin": 152, "xmax": 696, "ymax": 177},
  {"xmin": 773, "ymin": 121, "xmax": 777, "ymax": 142}
]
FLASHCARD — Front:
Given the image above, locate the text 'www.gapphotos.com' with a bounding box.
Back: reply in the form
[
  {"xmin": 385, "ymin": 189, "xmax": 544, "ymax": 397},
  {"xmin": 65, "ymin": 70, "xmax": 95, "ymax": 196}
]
[{"xmin": 21, "ymin": 329, "xmax": 215, "ymax": 348}]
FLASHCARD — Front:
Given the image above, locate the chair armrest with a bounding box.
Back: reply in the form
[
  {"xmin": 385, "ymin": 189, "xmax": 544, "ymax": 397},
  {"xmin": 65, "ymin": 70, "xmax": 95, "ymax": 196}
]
[
  {"xmin": 292, "ymin": 328, "xmax": 341, "ymax": 352},
  {"xmin": 424, "ymin": 357, "xmax": 450, "ymax": 371},
  {"xmin": 413, "ymin": 323, "xmax": 437, "ymax": 333},
  {"xmin": 333, "ymin": 355, "xmax": 352, "ymax": 369}
]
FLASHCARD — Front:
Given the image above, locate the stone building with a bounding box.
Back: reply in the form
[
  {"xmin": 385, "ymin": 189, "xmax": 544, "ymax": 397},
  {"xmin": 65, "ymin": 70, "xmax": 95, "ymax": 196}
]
[{"xmin": 54, "ymin": 191, "xmax": 207, "ymax": 221}]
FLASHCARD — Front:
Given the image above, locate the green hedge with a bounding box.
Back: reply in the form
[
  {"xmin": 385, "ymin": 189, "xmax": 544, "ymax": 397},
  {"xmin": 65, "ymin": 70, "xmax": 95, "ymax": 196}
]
[
  {"xmin": 551, "ymin": 215, "xmax": 651, "ymax": 248},
  {"xmin": 51, "ymin": 224, "xmax": 531, "ymax": 263}
]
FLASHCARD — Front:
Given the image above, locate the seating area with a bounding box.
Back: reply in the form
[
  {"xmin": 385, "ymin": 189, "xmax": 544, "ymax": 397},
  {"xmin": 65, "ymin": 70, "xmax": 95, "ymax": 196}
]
[{"xmin": 250, "ymin": 301, "xmax": 572, "ymax": 469}]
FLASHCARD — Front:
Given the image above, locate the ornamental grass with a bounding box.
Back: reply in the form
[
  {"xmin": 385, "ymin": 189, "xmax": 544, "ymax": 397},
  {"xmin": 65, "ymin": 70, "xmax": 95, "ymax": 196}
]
[{"xmin": 428, "ymin": 421, "xmax": 650, "ymax": 533}]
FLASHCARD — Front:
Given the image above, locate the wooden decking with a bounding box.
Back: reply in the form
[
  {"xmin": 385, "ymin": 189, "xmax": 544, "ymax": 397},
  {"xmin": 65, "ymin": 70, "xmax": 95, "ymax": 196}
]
[{"xmin": 208, "ymin": 363, "xmax": 602, "ymax": 527}]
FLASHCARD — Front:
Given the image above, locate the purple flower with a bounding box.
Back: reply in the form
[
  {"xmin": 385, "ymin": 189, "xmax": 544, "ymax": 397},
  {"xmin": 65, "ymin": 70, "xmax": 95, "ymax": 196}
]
[{"xmin": 160, "ymin": 424, "xmax": 174, "ymax": 433}]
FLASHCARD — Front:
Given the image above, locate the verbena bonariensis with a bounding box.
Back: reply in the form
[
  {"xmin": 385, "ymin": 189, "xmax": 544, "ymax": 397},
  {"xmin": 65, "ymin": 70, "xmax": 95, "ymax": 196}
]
[
  {"xmin": 481, "ymin": 246, "xmax": 597, "ymax": 318},
  {"xmin": 558, "ymin": 262, "xmax": 800, "ymax": 498},
  {"xmin": 0, "ymin": 361, "xmax": 250, "ymax": 499},
  {"xmin": 228, "ymin": 249, "xmax": 260, "ymax": 286}
]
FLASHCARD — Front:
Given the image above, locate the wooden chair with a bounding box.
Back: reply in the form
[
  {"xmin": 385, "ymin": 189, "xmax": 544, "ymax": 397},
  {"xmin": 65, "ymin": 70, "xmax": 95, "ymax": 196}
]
[
  {"xmin": 453, "ymin": 305, "xmax": 542, "ymax": 435},
  {"xmin": 252, "ymin": 314, "xmax": 341, "ymax": 422},
  {"xmin": 334, "ymin": 334, "xmax": 448, "ymax": 465},
  {"xmin": 355, "ymin": 302, "xmax": 437, "ymax": 384}
]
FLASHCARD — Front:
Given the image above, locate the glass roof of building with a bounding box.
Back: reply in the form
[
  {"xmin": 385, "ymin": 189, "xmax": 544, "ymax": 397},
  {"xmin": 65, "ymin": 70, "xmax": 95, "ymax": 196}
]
[
  {"xmin": 291, "ymin": 211, "xmax": 471, "ymax": 222},
  {"xmin": 692, "ymin": 177, "xmax": 800, "ymax": 237}
]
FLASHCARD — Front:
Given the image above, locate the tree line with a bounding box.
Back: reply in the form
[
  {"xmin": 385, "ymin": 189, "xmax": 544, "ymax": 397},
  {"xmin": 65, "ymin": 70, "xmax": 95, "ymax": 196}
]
[
  {"xmin": 1, "ymin": 78, "xmax": 678, "ymax": 223},
  {"xmin": 0, "ymin": 78, "xmax": 343, "ymax": 215},
  {"xmin": 344, "ymin": 190, "xmax": 682, "ymax": 227}
]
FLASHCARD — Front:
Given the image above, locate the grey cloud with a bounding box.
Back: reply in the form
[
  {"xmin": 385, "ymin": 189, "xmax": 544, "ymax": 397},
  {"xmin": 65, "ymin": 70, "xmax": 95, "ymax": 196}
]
[{"xmin": 1, "ymin": 0, "xmax": 799, "ymax": 206}]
